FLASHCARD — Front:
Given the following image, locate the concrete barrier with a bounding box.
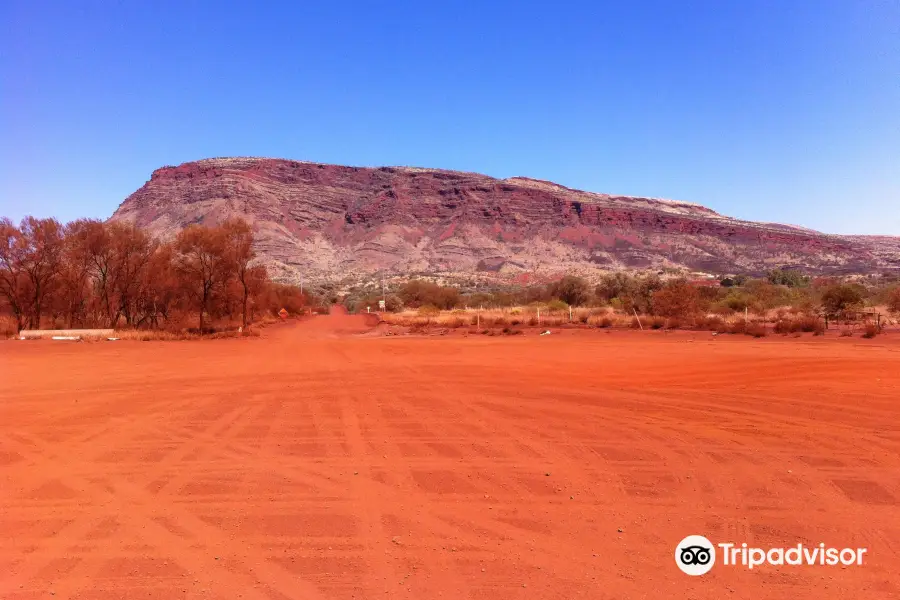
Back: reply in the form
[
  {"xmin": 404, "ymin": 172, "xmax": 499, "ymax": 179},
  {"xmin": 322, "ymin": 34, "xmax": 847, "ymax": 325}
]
[{"xmin": 19, "ymin": 329, "xmax": 115, "ymax": 339}]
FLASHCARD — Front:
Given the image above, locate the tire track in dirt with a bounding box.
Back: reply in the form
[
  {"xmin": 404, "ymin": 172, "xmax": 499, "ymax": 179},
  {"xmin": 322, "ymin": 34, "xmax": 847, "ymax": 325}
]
[
  {"xmin": 3, "ymin": 325, "xmax": 900, "ymax": 599},
  {"xmin": 2, "ymin": 415, "xmax": 330, "ymax": 600}
]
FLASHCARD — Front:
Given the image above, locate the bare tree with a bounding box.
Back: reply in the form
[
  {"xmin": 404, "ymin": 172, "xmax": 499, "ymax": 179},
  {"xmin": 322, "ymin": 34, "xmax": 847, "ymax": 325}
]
[
  {"xmin": 0, "ymin": 219, "xmax": 30, "ymax": 331},
  {"xmin": 83, "ymin": 220, "xmax": 117, "ymax": 326},
  {"xmin": 110, "ymin": 223, "xmax": 153, "ymax": 326},
  {"xmin": 17, "ymin": 217, "xmax": 64, "ymax": 328},
  {"xmin": 58, "ymin": 220, "xmax": 96, "ymax": 327},
  {"xmin": 134, "ymin": 242, "xmax": 178, "ymax": 328},
  {"xmin": 0, "ymin": 216, "xmax": 296, "ymax": 333},
  {"xmin": 222, "ymin": 218, "xmax": 257, "ymax": 329},
  {"xmin": 244, "ymin": 264, "xmax": 269, "ymax": 325},
  {"xmin": 175, "ymin": 224, "xmax": 230, "ymax": 331}
]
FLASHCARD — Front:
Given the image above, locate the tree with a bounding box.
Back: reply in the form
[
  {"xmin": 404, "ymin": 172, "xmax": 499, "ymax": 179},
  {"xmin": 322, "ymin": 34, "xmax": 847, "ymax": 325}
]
[
  {"xmin": 624, "ymin": 273, "xmax": 662, "ymax": 314},
  {"xmin": 595, "ymin": 272, "xmax": 631, "ymax": 303},
  {"xmin": 0, "ymin": 217, "xmax": 307, "ymax": 333},
  {"xmin": 83, "ymin": 220, "xmax": 117, "ymax": 326},
  {"xmin": 175, "ymin": 225, "xmax": 230, "ymax": 331},
  {"xmin": 221, "ymin": 218, "xmax": 256, "ymax": 329},
  {"xmin": 18, "ymin": 217, "xmax": 64, "ymax": 328},
  {"xmin": 767, "ymin": 269, "xmax": 809, "ymax": 288},
  {"xmin": 885, "ymin": 286, "xmax": 900, "ymax": 315},
  {"xmin": 109, "ymin": 223, "xmax": 153, "ymax": 326},
  {"xmin": 651, "ymin": 279, "xmax": 702, "ymax": 319},
  {"xmin": 594, "ymin": 272, "xmax": 662, "ymax": 313},
  {"xmin": 58, "ymin": 219, "xmax": 96, "ymax": 327},
  {"xmin": 0, "ymin": 219, "xmax": 30, "ymax": 331},
  {"xmin": 550, "ymin": 275, "xmax": 590, "ymax": 306},
  {"xmin": 820, "ymin": 284, "xmax": 864, "ymax": 318},
  {"xmin": 135, "ymin": 242, "xmax": 179, "ymax": 328},
  {"xmin": 244, "ymin": 265, "xmax": 269, "ymax": 322},
  {"xmin": 399, "ymin": 279, "xmax": 459, "ymax": 310}
]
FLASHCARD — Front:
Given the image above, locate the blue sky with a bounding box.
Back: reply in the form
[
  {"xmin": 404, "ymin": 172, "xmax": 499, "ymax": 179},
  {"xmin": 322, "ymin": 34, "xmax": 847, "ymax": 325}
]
[{"xmin": 1, "ymin": 1, "xmax": 898, "ymax": 233}]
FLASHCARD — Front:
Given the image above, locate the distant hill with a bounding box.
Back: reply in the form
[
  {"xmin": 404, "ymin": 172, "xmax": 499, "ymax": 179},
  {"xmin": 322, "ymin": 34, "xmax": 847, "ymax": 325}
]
[{"xmin": 111, "ymin": 157, "xmax": 900, "ymax": 283}]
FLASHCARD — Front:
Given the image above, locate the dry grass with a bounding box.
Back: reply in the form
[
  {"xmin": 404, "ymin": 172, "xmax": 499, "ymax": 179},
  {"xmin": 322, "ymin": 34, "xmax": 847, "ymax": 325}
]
[
  {"xmin": 696, "ymin": 315, "xmax": 725, "ymax": 331},
  {"xmin": 0, "ymin": 315, "xmax": 19, "ymax": 339},
  {"xmin": 383, "ymin": 306, "xmax": 600, "ymax": 330},
  {"xmin": 383, "ymin": 306, "xmax": 702, "ymax": 332},
  {"xmin": 377, "ymin": 306, "xmax": 885, "ymax": 340},
  {"xmin": 111, "ymin": 329, "xmax": 257, "ymax": 341},
  {"xmin": 773, "ymin": 314, "xmax": 825, "ymax": 335}
]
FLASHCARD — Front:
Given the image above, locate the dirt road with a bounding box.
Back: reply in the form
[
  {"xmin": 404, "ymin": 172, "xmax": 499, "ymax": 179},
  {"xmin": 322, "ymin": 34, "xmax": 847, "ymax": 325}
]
[{"xmin": 2, "ymin": 315, "xmax": 899, "ymax": 599}]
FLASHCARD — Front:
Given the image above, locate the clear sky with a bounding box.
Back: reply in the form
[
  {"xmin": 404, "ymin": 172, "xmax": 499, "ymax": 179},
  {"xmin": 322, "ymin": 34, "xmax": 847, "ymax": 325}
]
[{"xmin": 1, "ymin": 1, "xmax": 898, "ymax": 234}]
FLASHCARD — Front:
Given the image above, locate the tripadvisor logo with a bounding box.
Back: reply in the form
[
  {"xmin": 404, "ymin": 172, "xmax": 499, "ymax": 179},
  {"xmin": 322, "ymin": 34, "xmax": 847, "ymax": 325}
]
[
  {"xmin": 675, "ymin": 535, "xmax": 867, "ymax": 575},
  {"xmin": 675, "ymin": 535, "xmax": 716, "ymax": 576}
]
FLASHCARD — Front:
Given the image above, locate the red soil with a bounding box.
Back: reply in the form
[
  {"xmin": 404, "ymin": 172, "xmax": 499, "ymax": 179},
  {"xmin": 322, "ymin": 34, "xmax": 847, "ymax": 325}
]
[{"xmin": 1, "ymin": 315, "xmax": 899, "ymax": 599}]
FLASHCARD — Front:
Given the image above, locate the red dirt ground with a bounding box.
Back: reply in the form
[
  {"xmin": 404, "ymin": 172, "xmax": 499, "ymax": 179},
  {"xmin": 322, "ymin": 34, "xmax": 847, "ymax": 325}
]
[{"xmin": 2, "ymin": 313, "xmax": 899, "ymax": 599}]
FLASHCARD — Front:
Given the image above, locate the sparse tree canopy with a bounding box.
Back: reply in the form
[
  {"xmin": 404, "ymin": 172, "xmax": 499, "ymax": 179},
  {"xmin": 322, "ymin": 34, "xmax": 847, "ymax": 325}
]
[
  {"xmin": 820, "ymin": 283, "xmax": 864, "ymax": 317},
  {"xmin": 399, "ymin": 279, "xmax": 459, "ymax": 310},
  {"xmin": 651, "ymin": 279, "xmax": 703, "ymax": 319},
  {"xmin": 13, "ymin": 217, "xmax": 64, "ymax": 329},
  {"xmin": 594, "ymin": 272, "xmax": 662, "ymax": 313},
  {"xmin": 175, "ymin": 224, "xmax": 232, "ymax": 332},
  {"xmin": 549, "ymin": 275, "xmax": 590, "ymax": 307},
  {"xmin": 222, "ymin": 218, "xmax": 257, "ymax": 329},
  {"xmin": 767, "ymin": 269, "xmax": 809, "ymax": 288},
  {"xmin": 0, "ymin": 218, "xmax": 31, "ymax": 331},
  {"xmin": 0, "ymin": 216, "xmax": 305, "ymax": 333},
  {"xmin": 888, "ymin": 286, "xmax": 900, "ymax": 315}
]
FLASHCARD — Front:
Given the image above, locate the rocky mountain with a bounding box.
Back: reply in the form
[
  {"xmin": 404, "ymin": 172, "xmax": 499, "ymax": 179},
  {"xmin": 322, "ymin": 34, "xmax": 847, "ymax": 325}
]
[{"xmin": 111, "ymin": 157, "xmax": 899, "ymax": 283}]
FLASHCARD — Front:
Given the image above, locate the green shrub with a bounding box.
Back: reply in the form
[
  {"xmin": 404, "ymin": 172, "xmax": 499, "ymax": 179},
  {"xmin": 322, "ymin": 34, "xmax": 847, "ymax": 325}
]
[
  {"xmin": 767, "ymin": 269, "xmax": 809, "ymax": 287},
  {"xmin": 887, "ymin": 287, "xmax": 900, "ymax": 315},
  {"xmin": 400, "ymin": 280, "xmax": 460, "ymax": 310},
  {"xmin": 545, "ymin": 299, "xmax": 569, "ymax": 312},
  {"xmin": 820, "ymin": 284, "xmax": 864, "ymax": 318},
  {"xmin": 651, "ymin": 279, "xmax": 703, "ymax": 318},
  {"xmin": 549, "ymin": 275, "xmax": 591, "ymax": 306}
]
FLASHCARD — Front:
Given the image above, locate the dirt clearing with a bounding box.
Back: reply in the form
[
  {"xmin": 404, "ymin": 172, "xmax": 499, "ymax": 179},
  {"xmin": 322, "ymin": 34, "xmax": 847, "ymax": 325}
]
[{"xmin": 2, "ymin": 315, "xmax": 899, "ymax": 599}]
